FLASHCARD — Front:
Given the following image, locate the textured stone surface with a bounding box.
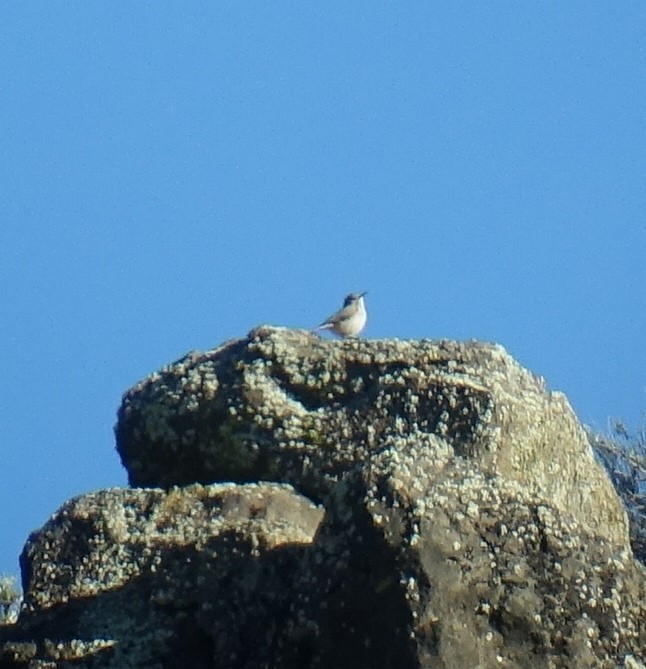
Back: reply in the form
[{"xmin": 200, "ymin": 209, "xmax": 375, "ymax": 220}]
[
  {"xmin": 279, "ymin": 445, "xmax": 646, "ymax": 668},
  {"xmin": 2, "ymin": 327, "xmax": 645, "ymax": 668},
  {"xmin": 1, "ymin": 483, "xmax": 323, "ymax": 668},
  {"xmin": 116, "ymin": 326, "xmax": 628, "ymax": 548}
]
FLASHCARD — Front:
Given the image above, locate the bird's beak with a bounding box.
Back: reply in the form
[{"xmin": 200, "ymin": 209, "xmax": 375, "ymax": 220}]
[{"xmin": 361, "ymin": 291, "xmax": 368, "ymax": 297}]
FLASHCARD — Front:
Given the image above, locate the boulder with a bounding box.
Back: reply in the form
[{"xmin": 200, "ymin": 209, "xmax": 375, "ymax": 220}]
[
  {"xmin": 116, "ymin": 326, "xmax": 628, "ymax": 548},
  {"xmin": 2, "ymin": 327, "xmax": 644, "ymax": 668},
  {"xmin": 2, "ymin": 483, "xmax": 323, "ymax": 668}
]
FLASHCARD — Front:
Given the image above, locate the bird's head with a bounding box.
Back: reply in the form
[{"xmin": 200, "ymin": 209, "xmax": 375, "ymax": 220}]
[{"xmin": 344, "ymin": 291, "xmax": 367, "ymax": 306}]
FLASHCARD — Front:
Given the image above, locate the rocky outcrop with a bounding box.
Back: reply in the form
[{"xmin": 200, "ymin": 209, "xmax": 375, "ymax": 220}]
[
  {"xmin": 115, "ymin": 326, "xmax": 628, "ymax": 548},
  {"xmin": 1, "ymin": 484, "xmax": 323, "ymax": 668},
  {"xmin": 1, "ymin": 326, "xmax": 645, "ymax": 668}
]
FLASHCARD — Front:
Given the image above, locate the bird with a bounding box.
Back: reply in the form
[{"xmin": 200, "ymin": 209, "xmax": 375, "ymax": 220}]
[{"xmin": 315, "ymin": 292, "xmax": 367, "ymax": 338}]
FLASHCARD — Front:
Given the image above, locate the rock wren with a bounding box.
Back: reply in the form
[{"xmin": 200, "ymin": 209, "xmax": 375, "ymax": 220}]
[{"xmin": 315, "ymin": 292, "xmax": 367, "ymax": 338}]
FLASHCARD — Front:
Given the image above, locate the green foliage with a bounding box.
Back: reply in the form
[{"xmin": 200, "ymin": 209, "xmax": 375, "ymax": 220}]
[{"xmin": 0, "ymin": 574, "xmax": 21, "ymax": 625}]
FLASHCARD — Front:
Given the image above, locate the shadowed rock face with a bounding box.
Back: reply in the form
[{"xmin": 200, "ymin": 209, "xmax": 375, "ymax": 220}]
[
  {"xmin": 5, "ymin": 484, "xmax": 324, "ymax": 668},
  {"xmin": 2, "ymin": 327, "xmax": 645, "ymax": 668}
]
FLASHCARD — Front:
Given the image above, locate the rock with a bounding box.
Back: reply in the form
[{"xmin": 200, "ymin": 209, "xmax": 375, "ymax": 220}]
[
  {"xmin": 280, "ymin": 447, "xmax": 646, "ymax": 668},
  {"xmin": 1, "ymin": 483, "xmax": 323, "ymax": 668},
  {"xmin": 2, "ymin": 327, "xmax": 645, "ymax": 667},
  {"xmin": 116, "ymin": 326, "xmax": 628, "ymax": 548}
]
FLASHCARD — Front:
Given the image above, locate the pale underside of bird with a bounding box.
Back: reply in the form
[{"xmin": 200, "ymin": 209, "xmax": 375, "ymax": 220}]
[{"xmin": 315, "ymin": 292, "xmax": 367, "ymax": 338}]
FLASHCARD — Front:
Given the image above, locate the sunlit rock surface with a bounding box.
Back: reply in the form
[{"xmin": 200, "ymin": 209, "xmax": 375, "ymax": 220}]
[{"xmin": 116, "ymin": 326, "xmax": 628, "ymax": 547}]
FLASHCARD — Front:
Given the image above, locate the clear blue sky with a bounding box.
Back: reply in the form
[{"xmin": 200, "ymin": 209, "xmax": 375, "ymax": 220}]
[{"xmin": 1, "ymin": 4, "xmax": 645, "ymax": 579}]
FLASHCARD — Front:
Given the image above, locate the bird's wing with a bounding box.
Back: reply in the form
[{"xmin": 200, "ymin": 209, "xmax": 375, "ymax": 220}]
[{"xmin": 320, "ymin": 304, "xmax": 354, "ymax": 327}]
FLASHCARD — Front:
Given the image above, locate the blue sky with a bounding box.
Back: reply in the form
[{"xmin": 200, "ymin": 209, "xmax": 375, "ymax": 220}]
[{"xmin": 1, "ymin": 4, "xmax": 645, "ymax": 579}]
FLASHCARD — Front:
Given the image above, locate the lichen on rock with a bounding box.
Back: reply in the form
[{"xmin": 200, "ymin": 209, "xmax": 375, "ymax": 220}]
[
  {"xmin": 116, "ymin": 326, "xmax": 628, "ymax": 548},
  {"xmin": 2, "ymin": 326, "xmax": 644, "ymax": 668}
]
